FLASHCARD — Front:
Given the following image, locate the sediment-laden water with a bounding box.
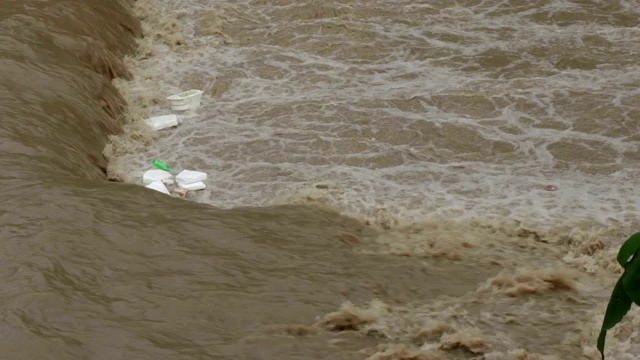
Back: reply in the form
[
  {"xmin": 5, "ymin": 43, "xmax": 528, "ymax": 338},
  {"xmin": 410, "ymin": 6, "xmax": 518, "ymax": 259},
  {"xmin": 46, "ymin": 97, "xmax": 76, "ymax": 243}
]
[{"xmin": 2, "ymin": 0, "xmax": 640, "ymax": 359}]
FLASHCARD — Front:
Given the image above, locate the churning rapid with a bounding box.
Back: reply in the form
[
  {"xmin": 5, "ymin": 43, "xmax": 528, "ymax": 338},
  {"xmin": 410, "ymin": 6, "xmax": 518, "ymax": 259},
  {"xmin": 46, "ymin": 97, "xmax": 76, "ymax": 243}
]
[{"xmin": 1, "ymin": 0, "xmax": 640, "ymax": 359}]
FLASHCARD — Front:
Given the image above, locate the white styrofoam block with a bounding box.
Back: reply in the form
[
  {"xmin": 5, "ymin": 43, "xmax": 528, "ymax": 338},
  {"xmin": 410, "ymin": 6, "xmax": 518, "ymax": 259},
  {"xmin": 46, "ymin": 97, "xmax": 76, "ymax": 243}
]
[
  {"xmin": 178, "ymin": 181, "xmax": 206, "ymax": 191},
  {"xmin": 145, "ymin": 180, "xmax": 170, "ymax": 195},
  {"xmin": 166, "ymin": 90, "xmax": 203, "ymax": 111},
  {"xmin": 145, "ymin": 114, "xmax": 178, "ymax": 131},
  {"xmin": 142, "ymin": 169, "xmax": 173, "ymax": 185},
  {"xmin": 176, "ymin": 170, "xmax": 207, "ymax": 185}
]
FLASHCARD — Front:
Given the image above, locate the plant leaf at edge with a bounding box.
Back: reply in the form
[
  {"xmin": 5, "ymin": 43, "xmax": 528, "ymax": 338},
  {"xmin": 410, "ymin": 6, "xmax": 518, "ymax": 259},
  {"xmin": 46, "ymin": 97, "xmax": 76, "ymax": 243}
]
[
  {"xmin": 598, "ymin": 274, "xmax": 632, "ymax": 360},
  {"xmin": 616, "ymin": 232, "xmax": 640, "ymax": 267}
]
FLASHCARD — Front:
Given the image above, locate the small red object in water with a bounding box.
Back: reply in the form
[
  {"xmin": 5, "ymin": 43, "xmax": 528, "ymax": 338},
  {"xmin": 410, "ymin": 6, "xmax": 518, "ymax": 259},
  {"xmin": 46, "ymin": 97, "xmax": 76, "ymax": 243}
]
[{"xmin": 544, "ymin": 185, "xmax": 557, "ymax": 191}]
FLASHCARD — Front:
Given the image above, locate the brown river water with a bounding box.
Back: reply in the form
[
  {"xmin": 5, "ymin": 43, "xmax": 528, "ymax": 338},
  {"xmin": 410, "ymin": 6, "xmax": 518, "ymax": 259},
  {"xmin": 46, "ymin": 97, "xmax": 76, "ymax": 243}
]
[{"xmin": 2, "ymin": 0, "xmax": 640, "ymax": 359}]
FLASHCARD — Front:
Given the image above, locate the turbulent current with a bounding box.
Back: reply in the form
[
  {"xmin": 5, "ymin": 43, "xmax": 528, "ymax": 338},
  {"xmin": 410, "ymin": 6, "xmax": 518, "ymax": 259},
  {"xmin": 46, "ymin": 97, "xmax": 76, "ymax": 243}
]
[{"xmin": 2, "ymin": 0, "xmax": 640, "ymax": 359}]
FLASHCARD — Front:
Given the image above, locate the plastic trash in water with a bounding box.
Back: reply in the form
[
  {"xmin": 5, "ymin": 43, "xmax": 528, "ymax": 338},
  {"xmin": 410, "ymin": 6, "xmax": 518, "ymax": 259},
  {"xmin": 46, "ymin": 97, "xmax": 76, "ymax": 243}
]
[
  {"xmin": 145, "ymin": 180, "xmax": 170, "ymax": 195},
  {"xmin": 152, "ymin": 159, "xmax": 172, "ymax": 173},
  {"xmin": 175, "ymin": 169, "xmax": 207, "ymax": 191},
  {"xmin": 176, "ymin": 169, "xmax": 207, "ymax": 185},
  {"xmin": 142, "ymin": 169, "xmax": 173, "ymax": 185},
  {"xmin": 145, "ymin": 114, "xmax": 178, "ymax": 131},
  {"xmin": 166, "ymin": 89, "xmax": 204, "ymax": 111},
  {"xmin": 178, "ymin": 181, "xmax": 206, "ymax": 191}
]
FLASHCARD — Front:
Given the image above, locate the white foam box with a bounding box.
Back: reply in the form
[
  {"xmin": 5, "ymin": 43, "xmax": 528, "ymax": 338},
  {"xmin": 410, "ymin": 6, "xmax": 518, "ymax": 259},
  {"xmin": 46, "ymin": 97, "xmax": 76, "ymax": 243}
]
[
  {"xmin": 145, "ymin": 180, "xmax": 170, "ymax": 195},
  {"xmin": 176, "ymin": 170, "xmax": 207, "ymax": 185},
  {"xmin": 178, "ymin": 181, "xmax": 206, "ymax": 191},
  {"xmin": 145, "ymin": 114, "xmax": 178, "ymax": 131},
  {"xmin": 142, "ymin": 169, "xmax": 173, "ymax": 185},
  {"xmin": 166, "ymin": 90, "xmax": 203, "ymax": 111}
]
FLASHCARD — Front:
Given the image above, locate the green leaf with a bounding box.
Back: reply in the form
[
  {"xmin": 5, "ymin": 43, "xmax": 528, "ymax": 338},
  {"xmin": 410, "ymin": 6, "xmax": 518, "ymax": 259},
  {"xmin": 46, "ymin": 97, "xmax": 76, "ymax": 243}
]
[
  {"xmin": 622, "ymin": 253, "xmax": 640, "ymax": 305},
  {"xmin": 616, "ymin": 232, "xmax": 640, "ymax": 267},
  {"xmin": 598, "ymin": 275, "xmax": 632, "ymax": 360}
]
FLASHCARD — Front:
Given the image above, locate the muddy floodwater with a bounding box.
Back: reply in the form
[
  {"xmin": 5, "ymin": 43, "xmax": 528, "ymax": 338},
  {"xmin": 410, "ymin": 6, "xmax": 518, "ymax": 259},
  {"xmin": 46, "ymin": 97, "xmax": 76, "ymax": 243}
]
[{"xmin": 2, "ymin": 1, "xmax": 640, "ymax": 359}]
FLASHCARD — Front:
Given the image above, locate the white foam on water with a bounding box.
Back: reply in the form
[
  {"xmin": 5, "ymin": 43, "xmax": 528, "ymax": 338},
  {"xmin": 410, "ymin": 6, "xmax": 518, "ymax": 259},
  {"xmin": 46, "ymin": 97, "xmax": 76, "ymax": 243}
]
[{"xmin": 111, "ymin": 0, "xmax": 640, "ymax": 233}]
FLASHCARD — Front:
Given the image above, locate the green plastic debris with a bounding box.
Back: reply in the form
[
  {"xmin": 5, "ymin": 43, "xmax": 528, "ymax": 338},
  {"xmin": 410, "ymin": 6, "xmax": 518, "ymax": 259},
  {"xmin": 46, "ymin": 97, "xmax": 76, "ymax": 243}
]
[{"xmin": 152, "ymin": 159, "xmax": 172, "ymax": 173}]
